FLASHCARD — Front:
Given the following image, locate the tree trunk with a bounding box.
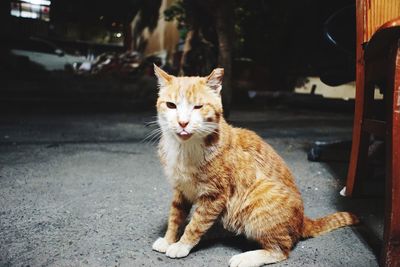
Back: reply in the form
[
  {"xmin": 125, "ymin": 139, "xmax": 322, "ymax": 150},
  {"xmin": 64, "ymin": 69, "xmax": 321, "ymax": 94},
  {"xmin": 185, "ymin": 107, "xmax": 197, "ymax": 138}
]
[
  {"xmin": 123, "ymin": 18, "xmax": 133, "ymax": 51},
  {"xmin": 214, "ymin": 0, "xmax": 234, "ymax": 117}
]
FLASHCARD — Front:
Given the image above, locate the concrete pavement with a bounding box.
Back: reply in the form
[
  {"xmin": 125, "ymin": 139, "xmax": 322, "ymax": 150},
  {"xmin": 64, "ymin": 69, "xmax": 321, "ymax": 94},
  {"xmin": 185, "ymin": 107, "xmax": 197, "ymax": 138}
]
[{"xmin": 0, "ymin": 108, "xmax": 380, "ymax": 266}]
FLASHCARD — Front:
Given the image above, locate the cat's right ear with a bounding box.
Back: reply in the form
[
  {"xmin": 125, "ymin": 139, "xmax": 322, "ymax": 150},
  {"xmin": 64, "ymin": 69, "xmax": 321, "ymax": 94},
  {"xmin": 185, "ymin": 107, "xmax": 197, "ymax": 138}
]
[
  {"xmin": 154, "ymin": 64, "xmax": 173, "ymax": 87},
  {"xmin": 206, "ymin": 68, "xmax": 224, "ymax": 95}
]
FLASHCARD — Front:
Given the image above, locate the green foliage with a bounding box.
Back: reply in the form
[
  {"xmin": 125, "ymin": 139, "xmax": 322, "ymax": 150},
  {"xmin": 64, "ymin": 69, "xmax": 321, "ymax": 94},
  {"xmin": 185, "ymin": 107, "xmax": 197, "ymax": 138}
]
[
  {"xmin": 233, "ymin": 3, "xmax": 252, "ymax": 55},
  {"xmin": 164, "ymin": 0, "xmax": 185, "ymax": 24},
  {"xmin": 164, "ymin": 1, "xmax": 189, "ymax": 40},
  {"xmin": 163, "ymin": 0, "xmax": 256, "ymax": 56}
]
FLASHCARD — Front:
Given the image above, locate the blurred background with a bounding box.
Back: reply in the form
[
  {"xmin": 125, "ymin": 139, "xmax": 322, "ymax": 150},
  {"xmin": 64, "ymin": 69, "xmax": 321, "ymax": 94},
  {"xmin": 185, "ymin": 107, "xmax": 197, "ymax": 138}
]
[{"xmin": 0, "ymin": 0, "xmax": 359, "ymax": 112}]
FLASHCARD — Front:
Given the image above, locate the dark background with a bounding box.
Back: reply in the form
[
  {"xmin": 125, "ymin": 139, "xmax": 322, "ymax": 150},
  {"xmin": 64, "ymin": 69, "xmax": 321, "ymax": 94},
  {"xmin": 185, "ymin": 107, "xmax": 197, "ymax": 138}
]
[{"xmin": 0, "ymin": 0, "xmax": 356, "ymax": 112}]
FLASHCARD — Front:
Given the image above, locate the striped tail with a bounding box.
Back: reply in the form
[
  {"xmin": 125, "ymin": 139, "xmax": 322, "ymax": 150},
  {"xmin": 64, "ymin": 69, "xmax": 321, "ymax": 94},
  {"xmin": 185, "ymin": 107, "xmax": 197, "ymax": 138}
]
[{"xmin": 302, "ymin": 212, "xmax": 359, "ymax": 238}]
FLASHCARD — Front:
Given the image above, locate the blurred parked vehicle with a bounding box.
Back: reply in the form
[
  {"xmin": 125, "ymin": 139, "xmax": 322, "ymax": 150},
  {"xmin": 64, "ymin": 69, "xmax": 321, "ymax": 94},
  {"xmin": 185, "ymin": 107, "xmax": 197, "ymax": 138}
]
[{"xmin": 9, "ymin": 37, "xmax": 86, "ymax": 71}]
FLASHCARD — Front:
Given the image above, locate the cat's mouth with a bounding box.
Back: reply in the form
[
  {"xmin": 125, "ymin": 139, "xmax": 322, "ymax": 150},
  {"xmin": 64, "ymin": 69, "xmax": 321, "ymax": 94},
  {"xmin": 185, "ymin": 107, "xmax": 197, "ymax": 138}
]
[{"xmin": 177, "ymin": 130, "xmax": 193, "ymax": 140}]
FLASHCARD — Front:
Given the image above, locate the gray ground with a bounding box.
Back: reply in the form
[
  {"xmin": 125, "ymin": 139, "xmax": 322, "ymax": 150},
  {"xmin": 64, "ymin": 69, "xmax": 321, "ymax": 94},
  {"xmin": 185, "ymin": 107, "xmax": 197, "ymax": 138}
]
[{"xmin": 0, "ymin": 108, "xmax": 382, "ymax": 267}]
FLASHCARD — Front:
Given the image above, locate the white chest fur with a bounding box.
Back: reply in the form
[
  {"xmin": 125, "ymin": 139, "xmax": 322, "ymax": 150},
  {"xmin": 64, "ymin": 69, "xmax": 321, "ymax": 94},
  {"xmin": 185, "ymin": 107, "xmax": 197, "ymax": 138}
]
[{"xmin": 160, "ymin": 135, "xmax": 206, "ymax": 202}]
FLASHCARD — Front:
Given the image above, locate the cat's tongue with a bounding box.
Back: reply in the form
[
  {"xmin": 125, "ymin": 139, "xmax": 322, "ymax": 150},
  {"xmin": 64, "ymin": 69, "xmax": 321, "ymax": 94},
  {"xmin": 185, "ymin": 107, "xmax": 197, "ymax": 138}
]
[{"xmin": 178, "ymin": 130, "xmax": 193, "ymax": 140}]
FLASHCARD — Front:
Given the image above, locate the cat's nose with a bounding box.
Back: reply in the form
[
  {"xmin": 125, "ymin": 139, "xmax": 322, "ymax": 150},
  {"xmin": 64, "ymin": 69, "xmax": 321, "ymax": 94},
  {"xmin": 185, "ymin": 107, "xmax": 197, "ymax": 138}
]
[{"xmin": 178, "ymin": 121, "xmax": 189, "ymax": 128}]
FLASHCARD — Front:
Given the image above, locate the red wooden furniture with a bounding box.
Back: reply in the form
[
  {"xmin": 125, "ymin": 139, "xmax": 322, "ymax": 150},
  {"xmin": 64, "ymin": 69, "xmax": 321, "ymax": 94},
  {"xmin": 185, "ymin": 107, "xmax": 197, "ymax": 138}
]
[{"xmin": 345, "ymin": 0, "xmax": 400, "ymax": 266}]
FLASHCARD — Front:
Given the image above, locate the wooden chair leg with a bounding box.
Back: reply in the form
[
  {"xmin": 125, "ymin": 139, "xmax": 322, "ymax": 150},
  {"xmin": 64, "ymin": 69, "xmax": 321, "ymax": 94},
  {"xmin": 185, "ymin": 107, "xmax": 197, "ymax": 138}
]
[
  {"xmin": 346, "ymin": 58, "xmax": 365, "ymax": 197},
  {"xmin": 381, "ymin": 40, "xmax": 400, "ymax": 267},
  {"xmin": 346, "ymin": 70, "xmax": 375, "ymax": 196},
  {"xmin": 347, "ymin": 131, "xmax": 370, "ymax": 196}
]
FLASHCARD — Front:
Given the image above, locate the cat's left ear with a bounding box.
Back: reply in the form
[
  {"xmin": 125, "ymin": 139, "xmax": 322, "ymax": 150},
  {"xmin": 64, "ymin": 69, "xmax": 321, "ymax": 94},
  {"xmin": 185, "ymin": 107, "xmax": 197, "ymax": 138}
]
[
  {"xmin": 206, "ymin": 68, "xmax": 224, "ymax": 94},
  {"xmin": 154, "ymin": 64, "xmax": 173, "ymax": 87}
]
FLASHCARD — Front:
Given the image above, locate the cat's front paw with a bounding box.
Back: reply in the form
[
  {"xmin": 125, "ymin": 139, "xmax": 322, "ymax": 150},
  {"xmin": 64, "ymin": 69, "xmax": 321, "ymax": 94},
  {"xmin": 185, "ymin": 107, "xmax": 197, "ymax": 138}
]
[
  {"xmin": 165, "ymin": 241, "xmax": 192, "ymax": 258},
  {"xmin": 152, "ymin": 237, "xmax": 170, "ymax": 253}
]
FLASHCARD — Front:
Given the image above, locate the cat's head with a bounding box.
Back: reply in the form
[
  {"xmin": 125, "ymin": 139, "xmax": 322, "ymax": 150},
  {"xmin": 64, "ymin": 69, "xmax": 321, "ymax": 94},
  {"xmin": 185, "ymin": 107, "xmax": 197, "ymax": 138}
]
[{"xmin": 154, "ymin": 64, "xmax": 223, "ymax": 142}]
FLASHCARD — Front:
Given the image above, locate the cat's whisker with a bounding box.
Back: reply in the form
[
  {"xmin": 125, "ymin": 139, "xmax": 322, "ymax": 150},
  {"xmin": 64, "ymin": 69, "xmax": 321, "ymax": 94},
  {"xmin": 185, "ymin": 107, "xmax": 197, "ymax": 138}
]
[
  {"xmin": 203, "ymin": 121, "xmax": 218, "ymax": 125},
  {"xmin": 202, "ymin": 125, "xmax": 218, "ymax": 131},
  {"xmin": 148, "ymin": 134, "xmax": 162, "ymax": 146},
  {"xmin": 202, "ymin": 125, "xmax": 218, "ymax": 129},
  {"xmin": 142, "ymin": 135, "xmax": 159, "ymax": 145},
  {"xmin": 142, "ymin": 128, "xmax": 163, "ymax": 144},
  {"xmin": 143, "ymin": 122, "xmax": 172, "ymax": 145},
  {"xmin": 144, "ymin": 120, "xmax": 160, "ymax": 127},
  {"xmin": 199, "ymin": 127, "xmax": 214, "ymax": 133},
  {"xmin": 147, "ymin": 134, "xmax": 162, "ymax": 146},
  {"xmin": 198, "ymin": 125, "xmax": 219, "ymax": 136},
  {"xmin": 145, "ymin": 127, "xmax": 162, "ymax": 137}
]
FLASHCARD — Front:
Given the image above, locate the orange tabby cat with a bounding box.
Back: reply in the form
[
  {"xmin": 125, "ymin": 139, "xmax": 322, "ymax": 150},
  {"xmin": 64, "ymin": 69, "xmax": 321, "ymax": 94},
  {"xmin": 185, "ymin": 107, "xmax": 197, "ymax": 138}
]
[{"xmin": 152, "ymin": 64, "xmax": 358, "ymax": 267}]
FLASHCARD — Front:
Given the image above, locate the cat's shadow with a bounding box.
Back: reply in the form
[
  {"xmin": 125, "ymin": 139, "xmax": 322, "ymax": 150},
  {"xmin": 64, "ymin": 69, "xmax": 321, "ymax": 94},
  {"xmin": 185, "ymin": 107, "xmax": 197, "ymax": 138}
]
[{"xmin": 156, "ymin": 221, "xmax": 261, "ymax": 253}]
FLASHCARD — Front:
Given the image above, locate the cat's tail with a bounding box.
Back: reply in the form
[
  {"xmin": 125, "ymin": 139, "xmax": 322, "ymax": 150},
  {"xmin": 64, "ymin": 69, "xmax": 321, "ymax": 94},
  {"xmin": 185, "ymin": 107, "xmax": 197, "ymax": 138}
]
[{"xmin": 301, "ymin": 212, "xmax": 359, "ymax": 238}]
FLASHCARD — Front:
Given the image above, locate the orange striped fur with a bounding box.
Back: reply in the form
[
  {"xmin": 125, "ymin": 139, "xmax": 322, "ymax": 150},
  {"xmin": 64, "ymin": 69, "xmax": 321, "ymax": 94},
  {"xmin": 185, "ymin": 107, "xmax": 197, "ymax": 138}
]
[{"xmin": 151, "ymin": 65, "xmax": 359, "ymax": 266}]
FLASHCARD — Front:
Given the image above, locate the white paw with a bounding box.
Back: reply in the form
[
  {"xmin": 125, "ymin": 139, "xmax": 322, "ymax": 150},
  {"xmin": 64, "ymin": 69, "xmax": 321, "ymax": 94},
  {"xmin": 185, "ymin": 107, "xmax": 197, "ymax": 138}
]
[
  {"xmin": 165, "ymin": 241, "xmax": 192, "ymax": 258},
  {"xmin": 152, "ymin": 237, "xmax": 170, "ymax": 253},
  {"xmin": 229, "ymin": 252, "xmax": 258, "ymax": 267},
  {"xmin": 229, "ymin": 250, "xmax": 285, "ymax": 267}
]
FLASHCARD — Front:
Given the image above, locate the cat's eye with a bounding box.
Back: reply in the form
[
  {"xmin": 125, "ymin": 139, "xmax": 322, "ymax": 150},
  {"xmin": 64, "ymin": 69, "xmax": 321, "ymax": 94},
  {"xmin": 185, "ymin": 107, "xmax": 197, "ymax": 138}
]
[
  {"xmin": 166, "ymin": 102, "xmax": 176, "ymax": 109},
  {"xmin": 194, "ymin": 105, "xmax": 203, "ymax": 109}
]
